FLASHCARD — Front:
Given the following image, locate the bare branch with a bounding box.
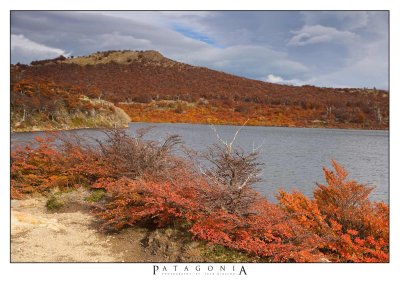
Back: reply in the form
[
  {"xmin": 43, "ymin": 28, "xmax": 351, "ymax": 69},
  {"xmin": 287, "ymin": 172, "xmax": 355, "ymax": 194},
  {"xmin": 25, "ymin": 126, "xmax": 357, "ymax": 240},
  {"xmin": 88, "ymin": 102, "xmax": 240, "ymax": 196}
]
[{"xmin": 229, "ymin": 118, "xmax": 249, "ymax": 152}]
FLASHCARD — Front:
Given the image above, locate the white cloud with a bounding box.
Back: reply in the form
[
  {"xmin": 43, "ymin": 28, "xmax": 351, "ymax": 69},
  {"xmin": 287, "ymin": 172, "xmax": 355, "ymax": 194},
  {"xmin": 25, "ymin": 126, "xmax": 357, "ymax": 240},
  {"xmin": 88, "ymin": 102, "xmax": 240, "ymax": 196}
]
[
  {"xmin": 264, "ymin": 74, "xmax": 309, "ymax": 86},
  {"xmin": 11, "ymin": 34, "xmax": 69, "ymax": 63},
  {"xmin": 288, "ymin": 25, "xmax": 358, "ymax": 46}
]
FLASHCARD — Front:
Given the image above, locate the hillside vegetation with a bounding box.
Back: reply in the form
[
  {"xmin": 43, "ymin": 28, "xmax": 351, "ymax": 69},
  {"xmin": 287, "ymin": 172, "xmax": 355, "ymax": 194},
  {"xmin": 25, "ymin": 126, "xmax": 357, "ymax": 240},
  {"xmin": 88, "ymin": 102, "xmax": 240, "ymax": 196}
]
[
  {"xmin": 11, "ymin": 78, "xmax": 130, "ymax": 132},
  {"xmin": 11, "ymin": 50, "xmax": 389, "ymax": 130}
]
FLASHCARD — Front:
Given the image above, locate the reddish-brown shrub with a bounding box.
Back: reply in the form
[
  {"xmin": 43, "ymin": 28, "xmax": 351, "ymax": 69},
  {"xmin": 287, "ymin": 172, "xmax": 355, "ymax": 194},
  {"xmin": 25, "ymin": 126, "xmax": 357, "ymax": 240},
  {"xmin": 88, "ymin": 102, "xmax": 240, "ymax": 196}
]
[
  {"xmin": 92, "ymin": 172, "xmax": 205, "ymax": 231},
  {"xmin": 11, "ymin": 135, "xmax": 80, "ymax": 198}
]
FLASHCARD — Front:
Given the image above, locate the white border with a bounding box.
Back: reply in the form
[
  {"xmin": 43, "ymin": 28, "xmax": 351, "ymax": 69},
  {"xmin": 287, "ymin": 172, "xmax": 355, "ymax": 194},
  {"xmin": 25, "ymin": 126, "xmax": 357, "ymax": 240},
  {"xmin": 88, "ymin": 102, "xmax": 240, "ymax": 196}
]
[{"xmin": 1, "ymin": 1, "xmax": 398, "ymax": 281}]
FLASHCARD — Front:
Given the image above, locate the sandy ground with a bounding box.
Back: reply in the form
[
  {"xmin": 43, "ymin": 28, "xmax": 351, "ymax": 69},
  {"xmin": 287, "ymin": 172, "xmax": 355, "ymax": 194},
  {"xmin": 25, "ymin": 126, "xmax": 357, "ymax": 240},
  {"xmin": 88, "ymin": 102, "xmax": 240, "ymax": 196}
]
[{"xmin": 10, "ymin": 193, "xmax": 157, "ymax": 262}]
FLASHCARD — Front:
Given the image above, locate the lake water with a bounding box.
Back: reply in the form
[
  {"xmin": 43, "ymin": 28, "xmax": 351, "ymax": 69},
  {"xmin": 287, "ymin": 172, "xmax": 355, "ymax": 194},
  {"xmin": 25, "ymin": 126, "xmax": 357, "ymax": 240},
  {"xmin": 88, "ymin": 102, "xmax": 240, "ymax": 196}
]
[{"xmin": 11, "ymin": 122, "xmax": 389, "ymax": 203}]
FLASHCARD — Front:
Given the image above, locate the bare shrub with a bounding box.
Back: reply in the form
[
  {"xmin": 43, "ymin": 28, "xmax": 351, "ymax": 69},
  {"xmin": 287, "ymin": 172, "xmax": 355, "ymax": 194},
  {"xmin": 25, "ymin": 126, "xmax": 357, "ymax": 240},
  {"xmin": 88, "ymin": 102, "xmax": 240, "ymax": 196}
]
[
  {"xmin": 186, "ymin": 121, "xmax": 264, "ymax": 215},
  {"xmin": 94, "ymin": 128, "xmax": 182, "ymax": 180},
  {"xmin": 203, "ymin": 143, "xmax": 263, "ymax": 190},
  {"xmin": 56, "ymin": 127, "xmax": 183, "ymax": 183}
]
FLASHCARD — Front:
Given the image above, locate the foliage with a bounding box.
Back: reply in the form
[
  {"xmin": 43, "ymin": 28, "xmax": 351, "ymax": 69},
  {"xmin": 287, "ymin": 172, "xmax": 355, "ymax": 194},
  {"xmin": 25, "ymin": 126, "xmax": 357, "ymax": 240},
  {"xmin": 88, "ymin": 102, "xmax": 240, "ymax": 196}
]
[
  {"xmin": 11, "ymin": 128, "xmax": 182, "ymax": 198},
  {"xmin": 189, "ymin": 193, "xmax": 324, "ymax": 262},
  {"xmin": 277, "ymin": 161, "xmax": 388, "ymax": 262},
  {"xmin": 11, "ymin": 78, "xmax": 100, "ymax": 117},
  {"xmin": 10, "ymin": 78, "xmax": 129, "ymax": 131},
  {"xmin": 135, "ymin": 93, "xmax": 152, "ymax": 104},
  {"xmin": 92, "ymin": 167, "xmax": 322, "ymax": 262},
  {"xmin": 85, "ymin": 189, "xmax": 106, "ymax": 202},
  {"xmin": 187, "ymin": 127, "xmax": 264, "ymax": 215},
  {"xmin": 11, "ymin": 135, "xmax": 80, "ymax": 198},
  {"xmin": 92, "ymin": 175, "xmax": 205, "ymax": 231},
  {"xmin": 46, "ymin": 195, "xmax": 64, "ymax": 211},
  {"xmin": 10, "ymin": 132, "xmax": 389, "ymax": 262},
  {"xmin": 119, "ymin": 98, "xmax": 388, "ymax": 130}
]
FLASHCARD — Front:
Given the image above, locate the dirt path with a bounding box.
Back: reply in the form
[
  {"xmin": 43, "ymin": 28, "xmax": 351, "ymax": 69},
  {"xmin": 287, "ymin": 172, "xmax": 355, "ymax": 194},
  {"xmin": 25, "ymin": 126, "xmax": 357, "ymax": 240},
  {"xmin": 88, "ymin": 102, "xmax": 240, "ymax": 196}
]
[
  {"xmin": 11, "ymin": 193, "xmax": 155, "ymax": 262},
  {"xmin": 11, "ymin": 191, "xmax": 204, "ymax": 262}
]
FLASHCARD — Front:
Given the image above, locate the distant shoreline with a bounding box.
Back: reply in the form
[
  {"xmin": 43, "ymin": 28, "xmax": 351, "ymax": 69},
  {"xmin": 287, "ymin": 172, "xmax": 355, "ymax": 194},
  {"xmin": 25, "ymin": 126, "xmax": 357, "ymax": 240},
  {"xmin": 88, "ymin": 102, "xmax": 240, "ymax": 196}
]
[{"xmin": 11, "ymin": 120, "xmax": 388, "ymax": 134}]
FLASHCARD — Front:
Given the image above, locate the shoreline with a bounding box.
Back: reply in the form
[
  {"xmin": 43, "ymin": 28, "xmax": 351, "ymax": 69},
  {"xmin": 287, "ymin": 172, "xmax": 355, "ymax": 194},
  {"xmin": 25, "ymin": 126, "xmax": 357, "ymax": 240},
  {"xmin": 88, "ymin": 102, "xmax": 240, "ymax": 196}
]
[
  {"xmin": 11, "ymin": 121, "xmax": 389, "ymax": 134},
  {"xmin": 11, "ymin": 124, "xmax": 129, "ymax": 134}
]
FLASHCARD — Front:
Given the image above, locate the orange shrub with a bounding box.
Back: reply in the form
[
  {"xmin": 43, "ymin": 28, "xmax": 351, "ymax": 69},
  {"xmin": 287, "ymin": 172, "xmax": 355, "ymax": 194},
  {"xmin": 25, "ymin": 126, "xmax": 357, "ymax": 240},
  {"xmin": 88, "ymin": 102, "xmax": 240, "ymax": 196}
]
[
  {"xmin": 190, "ymin": 193, "xmax": 324, "ymax": 262},
  {"xmin": 278, "ymin": 161, "xmax": 388, "ymax": 262}
]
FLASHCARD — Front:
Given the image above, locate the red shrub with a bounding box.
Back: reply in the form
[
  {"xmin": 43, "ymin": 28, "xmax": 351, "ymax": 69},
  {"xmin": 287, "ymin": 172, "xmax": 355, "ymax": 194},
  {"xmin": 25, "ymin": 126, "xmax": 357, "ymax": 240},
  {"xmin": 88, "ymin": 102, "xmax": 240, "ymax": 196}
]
[
  {"xmin": 92, "ymin": 174, "xmax": 205, "ymax": 231},
  {"xmin": 11, "ymin": 135, "xmax": 76, "ymax": 197}
]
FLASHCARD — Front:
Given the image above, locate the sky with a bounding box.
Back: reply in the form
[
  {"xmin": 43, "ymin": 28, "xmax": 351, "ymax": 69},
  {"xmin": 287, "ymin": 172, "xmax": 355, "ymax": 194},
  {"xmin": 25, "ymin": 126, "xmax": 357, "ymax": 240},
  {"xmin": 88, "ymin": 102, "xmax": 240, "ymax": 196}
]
[{"xmin": 10, "ymin": 11, "xmax": 389, "ymax": 89}]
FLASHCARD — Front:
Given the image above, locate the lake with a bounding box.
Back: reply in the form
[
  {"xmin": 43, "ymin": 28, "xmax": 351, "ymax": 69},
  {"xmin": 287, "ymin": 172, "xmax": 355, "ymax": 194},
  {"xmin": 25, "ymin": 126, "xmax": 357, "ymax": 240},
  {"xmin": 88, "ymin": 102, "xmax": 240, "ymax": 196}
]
[{"xmin": 11, "ymin": 122, "xmax": 389, "ymax": 203}]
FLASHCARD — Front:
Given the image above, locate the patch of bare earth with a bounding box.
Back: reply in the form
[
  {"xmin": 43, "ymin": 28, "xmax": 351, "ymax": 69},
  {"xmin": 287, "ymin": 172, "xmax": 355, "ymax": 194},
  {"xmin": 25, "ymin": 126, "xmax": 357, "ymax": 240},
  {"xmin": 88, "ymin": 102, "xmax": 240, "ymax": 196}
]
[{"xmin": 11, "ymin": 190, "xmax": 205, "ymax": 262}]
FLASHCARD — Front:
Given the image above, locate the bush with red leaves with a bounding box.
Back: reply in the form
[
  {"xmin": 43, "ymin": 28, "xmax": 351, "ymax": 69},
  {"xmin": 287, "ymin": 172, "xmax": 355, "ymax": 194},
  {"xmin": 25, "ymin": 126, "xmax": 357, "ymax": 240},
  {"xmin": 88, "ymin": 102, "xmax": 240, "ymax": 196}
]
[{"xmin": 10, "ymin": 131, "xmax": 388, "ymax": 262}]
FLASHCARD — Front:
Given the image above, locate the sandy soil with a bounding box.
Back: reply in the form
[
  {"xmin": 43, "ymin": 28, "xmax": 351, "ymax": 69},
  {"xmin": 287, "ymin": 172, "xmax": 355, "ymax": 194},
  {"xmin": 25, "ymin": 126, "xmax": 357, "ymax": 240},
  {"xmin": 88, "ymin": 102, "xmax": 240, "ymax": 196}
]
[
  {"xmin": 11, "ymin": 193, "xmax": 153, "ymax": 262},
  {"xmin": 11, "ymin": 191, "xmax": 204, "ymax": 263}
]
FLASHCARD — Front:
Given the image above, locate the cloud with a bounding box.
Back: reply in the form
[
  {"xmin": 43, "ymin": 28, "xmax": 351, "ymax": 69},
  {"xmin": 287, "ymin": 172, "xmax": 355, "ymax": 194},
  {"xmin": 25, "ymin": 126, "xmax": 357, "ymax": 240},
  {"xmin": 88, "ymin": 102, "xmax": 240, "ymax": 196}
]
[
  {"xmin": 174, "ymin": 45, "xmax": 310, "ymax": 81},
  {"xmin": 288, "ymin": 25, "xmax": 358, "ymax": 46},
  {"xmin": 80, "ymin": 32, "xmax": 153, "ymax": 51},
  {"xmin": 264, "ymin": 74, "xmax": 309, "ymax": 86},
  {"xmin": 312, "ymin": 39, "xmax": 388, "ymax": 89},
  {"xmin": 10, "ymin": 11, "xmax": 388, "ymax": 89},
  {"xmin": 301, "ymin": 11, "xmax": 370, "ymax": 30},
  {"xmin": 11, "ymin": 11, "xmax": 210, "ymax": 58},
  {"xmin": 11, "ymin": 34, "xmax": 70, "ymax": 63}
]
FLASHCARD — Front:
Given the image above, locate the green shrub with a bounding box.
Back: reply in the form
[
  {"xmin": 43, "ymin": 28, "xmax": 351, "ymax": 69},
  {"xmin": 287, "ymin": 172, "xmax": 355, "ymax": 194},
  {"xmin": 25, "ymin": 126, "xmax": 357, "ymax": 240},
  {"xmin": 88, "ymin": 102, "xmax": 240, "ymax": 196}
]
[
  {"xmin": 46, "ymin": 195, "xmax": 64, "ymax": 211},
  {"xmin": 85, "ymin": 189, "xmax": 106, "ymax": 202}
]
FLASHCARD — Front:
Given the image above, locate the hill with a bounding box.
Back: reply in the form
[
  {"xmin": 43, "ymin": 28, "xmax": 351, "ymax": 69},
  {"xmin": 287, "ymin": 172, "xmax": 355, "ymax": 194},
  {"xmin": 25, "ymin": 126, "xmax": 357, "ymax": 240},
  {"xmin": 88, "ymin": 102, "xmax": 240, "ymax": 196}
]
[
  {"xmin": 11, "ymin": 50, "xmax": 389, "ymax": 130},
  {"xmin": 10, "ymin": 78, "xmax": 130, "ymax": 132}
]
